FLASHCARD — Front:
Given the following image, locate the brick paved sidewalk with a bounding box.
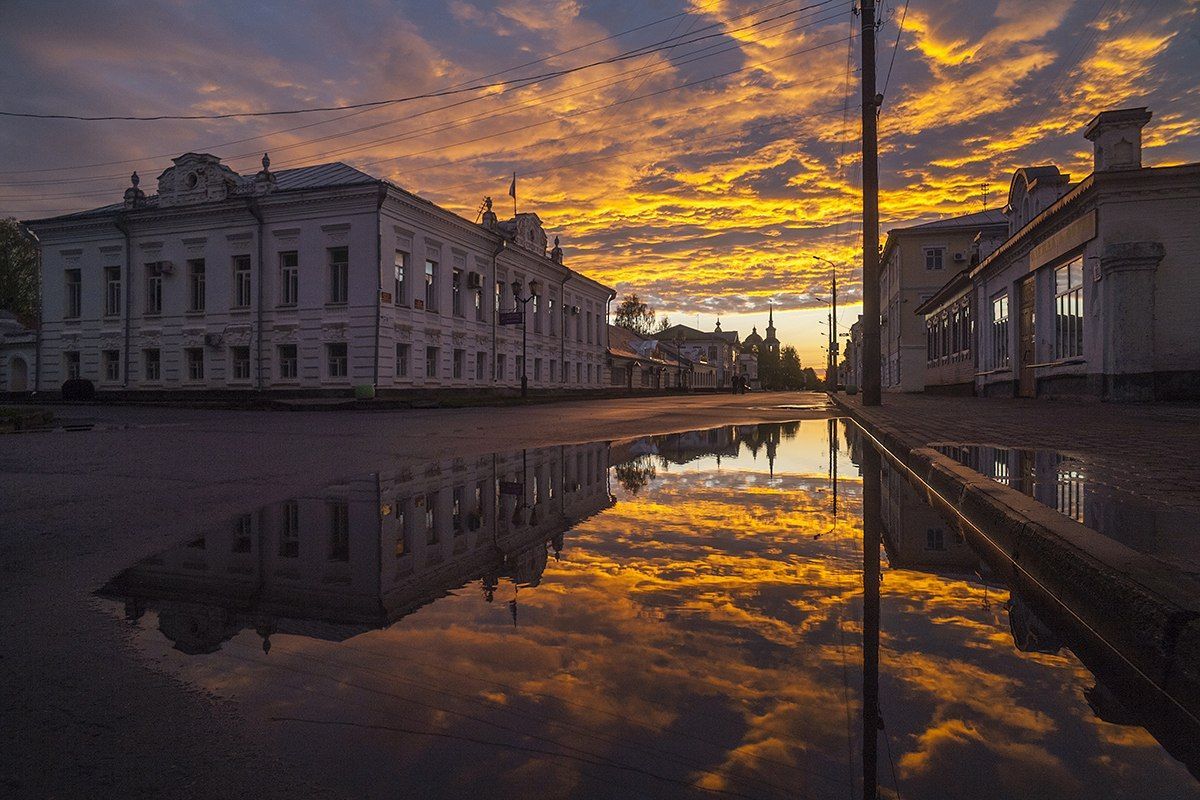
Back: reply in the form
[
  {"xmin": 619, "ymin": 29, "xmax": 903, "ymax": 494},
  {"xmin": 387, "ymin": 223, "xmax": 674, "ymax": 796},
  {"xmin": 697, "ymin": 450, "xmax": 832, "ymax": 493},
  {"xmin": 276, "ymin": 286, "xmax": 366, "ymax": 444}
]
[{"xmin": 832, "ymin": 392, "xmax": 1200, "ymax": 507}]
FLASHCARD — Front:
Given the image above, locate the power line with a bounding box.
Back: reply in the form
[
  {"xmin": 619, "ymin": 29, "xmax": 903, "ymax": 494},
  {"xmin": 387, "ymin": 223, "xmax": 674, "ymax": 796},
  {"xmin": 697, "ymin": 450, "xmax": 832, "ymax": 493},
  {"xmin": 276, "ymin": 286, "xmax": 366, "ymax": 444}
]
[
  {"xmin": 879, "ymin": 0, "xmax": 910, "ymax": 100},
  {"xmin": 0, "ymin": 0, "xmax": 849, "ymax": 192},
  {"xmin": 0, "ymin": 0, "xmax": 743, "ymax": 176},
  {"xmin": 6, "ymin": 35, "xmax": 853, "ymax": 207},
  {"xmin": 0, "ymin": 0, "xmax": 839, "ymax": 122}
]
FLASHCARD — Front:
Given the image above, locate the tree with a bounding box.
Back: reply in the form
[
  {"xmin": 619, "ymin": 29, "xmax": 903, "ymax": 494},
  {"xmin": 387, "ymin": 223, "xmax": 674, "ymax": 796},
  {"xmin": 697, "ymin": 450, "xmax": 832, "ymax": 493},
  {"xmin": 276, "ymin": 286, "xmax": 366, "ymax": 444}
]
[
  {"xmin": 778, "ymin": 346, "xmax": 804, "ymax": 389},
  {"xmin": 0, "ymin": 218, "xmax": 38, "ymax": 326},
  {"xmin": 613, "ymin": 293, "xmax": 669, "ymax": 337}
]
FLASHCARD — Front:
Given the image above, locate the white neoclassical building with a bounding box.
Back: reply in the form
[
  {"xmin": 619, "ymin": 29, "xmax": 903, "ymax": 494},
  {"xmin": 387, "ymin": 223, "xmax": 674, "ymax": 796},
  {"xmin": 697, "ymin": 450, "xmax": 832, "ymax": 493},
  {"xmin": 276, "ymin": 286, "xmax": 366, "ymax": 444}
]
[{"xmin": 23, "ymin": 152, "xmax": 614, "ymax": 395}]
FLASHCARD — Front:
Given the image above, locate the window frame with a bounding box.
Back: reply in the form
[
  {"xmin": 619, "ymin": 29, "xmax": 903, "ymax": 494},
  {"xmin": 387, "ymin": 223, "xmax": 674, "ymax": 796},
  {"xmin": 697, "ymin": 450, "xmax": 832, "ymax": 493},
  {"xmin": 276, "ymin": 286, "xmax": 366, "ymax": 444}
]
[
  {"xmin": 187, "ymin": 259, "xmax": 206, "ymax": 313},
  {"xmin": 279, "ymin": 251, "xmax": 299, "ymax": 307},
  {"xmin": 232, "ymin": 254, "xmax": 252, "ymax": 310},
  {"xmin": 327, "ymin": 246, "xmax": 349, "ymax": 305}
]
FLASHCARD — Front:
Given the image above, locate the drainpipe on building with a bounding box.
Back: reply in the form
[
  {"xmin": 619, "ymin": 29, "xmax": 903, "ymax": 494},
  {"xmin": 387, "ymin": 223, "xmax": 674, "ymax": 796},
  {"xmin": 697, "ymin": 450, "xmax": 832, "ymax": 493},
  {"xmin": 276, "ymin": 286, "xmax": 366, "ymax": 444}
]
[
  {"xmin": 18, "ymin": 224, "xmax": 41, "ymax": 392},
  {"xmin": 114, "ymin": 215, "xmax": 132, "ymax": 389},
  {"xmin": 373, "ymin": 184, "xmax": 387, "ymax": 391},
  {"xmin": 246, "ymin": 199, "xmax": 265, "ymax": 391},
  {"xmin": 490, "ymin": 239, "xmax": 505, "ymax": 382},
  {"xmin": 559, "ymin": 274, "xmax": 571, "ymax": 384}
]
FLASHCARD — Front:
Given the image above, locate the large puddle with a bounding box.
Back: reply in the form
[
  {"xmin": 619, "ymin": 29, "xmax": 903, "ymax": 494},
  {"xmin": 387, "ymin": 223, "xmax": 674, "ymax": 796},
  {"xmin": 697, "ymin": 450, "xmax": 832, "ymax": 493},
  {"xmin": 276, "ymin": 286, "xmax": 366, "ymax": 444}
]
[
  {"xmin": 933, "ymin": 443, "xmax": 1200, "ymax": 573},
  {"xmin": 98, "ymin": 420, "xmax": 1200, "ymax": 799}
]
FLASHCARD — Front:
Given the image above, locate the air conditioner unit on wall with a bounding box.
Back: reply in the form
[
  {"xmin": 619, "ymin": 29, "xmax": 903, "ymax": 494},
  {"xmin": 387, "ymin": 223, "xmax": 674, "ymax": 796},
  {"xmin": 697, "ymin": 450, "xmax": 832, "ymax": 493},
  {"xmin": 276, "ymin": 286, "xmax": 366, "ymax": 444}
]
[
  {"xmin": 953, "ymin": 252, "xmax": 966, "ymax": 262},
  {"xmin": 571, "ymin": 305, "xmax": 580, "ymax": 315},
  {"xmin": 157, "ymin": 260, "xmax": 175, "ymax": 275},
  {"xmin": 468, "ymin": 272, "xmax": 483, "ymax": 289},
  {"xmin": 413, "ymin": 299, "xmax": 425, "ymax": 310}
]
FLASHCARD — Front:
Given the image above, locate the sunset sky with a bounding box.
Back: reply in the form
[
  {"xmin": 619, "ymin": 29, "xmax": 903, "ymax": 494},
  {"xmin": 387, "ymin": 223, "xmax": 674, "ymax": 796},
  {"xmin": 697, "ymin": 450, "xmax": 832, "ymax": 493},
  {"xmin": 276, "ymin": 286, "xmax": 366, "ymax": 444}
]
[{"xmin": 2, "ymin": 0, "xmax": 1198, "ymax": 366}]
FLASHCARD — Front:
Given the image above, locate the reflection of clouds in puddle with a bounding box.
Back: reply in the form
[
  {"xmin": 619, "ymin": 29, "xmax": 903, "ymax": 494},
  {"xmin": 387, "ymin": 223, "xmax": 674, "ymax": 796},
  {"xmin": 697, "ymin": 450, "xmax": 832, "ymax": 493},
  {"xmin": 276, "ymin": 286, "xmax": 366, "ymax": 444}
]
[{"xmin": 101, "ymin": 421, "xmax": 1198, "ymax": 799}]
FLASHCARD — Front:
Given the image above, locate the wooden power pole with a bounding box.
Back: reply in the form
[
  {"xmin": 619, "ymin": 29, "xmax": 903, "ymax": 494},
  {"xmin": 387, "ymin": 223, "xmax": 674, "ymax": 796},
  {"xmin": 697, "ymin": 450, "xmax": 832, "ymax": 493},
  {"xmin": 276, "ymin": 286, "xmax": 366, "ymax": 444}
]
[{"xmin": 860, "ymin": 0, "xmax": 882, "ymax": 406}]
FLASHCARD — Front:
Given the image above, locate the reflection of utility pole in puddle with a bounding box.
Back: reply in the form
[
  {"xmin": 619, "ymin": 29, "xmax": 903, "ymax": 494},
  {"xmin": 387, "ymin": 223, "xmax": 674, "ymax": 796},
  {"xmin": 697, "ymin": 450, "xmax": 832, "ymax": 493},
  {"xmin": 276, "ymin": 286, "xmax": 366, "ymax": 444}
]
[{"xmin": 861, "ymin": 442, "xmax": 882, "ymax": 800}]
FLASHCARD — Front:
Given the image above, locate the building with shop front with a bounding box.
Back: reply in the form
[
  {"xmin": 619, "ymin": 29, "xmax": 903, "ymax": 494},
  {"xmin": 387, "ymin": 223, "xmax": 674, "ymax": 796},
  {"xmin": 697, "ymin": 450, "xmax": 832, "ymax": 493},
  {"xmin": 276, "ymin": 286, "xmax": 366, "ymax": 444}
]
[
  {"xmin": 879, "ymin": 209, "xmax": 1009, "ymax": 392},
  {"xmin": 606, "ymin": 324, "xmax": 695, "ymax": 390},
  {"xmin": 22, "ymin": 152, "xmax": 614, "ymax": 396},
  {"xmin": 922, "ymin": 107, "xmax": 1200, "ymax": 401}
]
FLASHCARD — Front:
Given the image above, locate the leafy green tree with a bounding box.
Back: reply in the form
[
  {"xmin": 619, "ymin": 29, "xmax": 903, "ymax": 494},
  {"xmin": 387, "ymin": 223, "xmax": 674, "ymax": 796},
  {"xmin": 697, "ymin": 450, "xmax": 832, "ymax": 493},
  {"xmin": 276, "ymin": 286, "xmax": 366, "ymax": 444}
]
[
  {"xmin": 614, "ymin": 293, "xmax": 669, "ymax": 337},
  {"xmin": 0, "ymin": 218, "xmax": 38, "ymax": 325}
]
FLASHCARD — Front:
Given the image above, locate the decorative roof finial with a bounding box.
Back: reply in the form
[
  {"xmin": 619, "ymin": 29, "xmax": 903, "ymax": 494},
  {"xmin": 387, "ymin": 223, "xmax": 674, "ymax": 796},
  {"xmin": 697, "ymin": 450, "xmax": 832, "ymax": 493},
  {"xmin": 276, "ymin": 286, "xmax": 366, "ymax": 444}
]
[
  {"xmin": 549, "ymin": 234, "xmax": 563, "ymax": 264},
  {"xmin": 123, "ymin": 171, "xmax": 146, "ymax": 208},
  {"xmin": 130, "ymin": 171, "xmax": 139, "ymax": 187},
  {"xmin": 262, "ymin": 152, "xmax": 270, "ymax": 171}
]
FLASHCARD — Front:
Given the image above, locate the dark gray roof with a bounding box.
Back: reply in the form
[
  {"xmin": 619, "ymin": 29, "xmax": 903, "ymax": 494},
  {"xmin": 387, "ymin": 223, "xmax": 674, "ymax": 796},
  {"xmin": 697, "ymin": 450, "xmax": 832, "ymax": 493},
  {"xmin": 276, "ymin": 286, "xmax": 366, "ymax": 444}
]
[
  {"xmin": 899, "ymin": 208, "xmax": 1007, "ymax": 232},
  {"xmin": 25, "ymin": 161, "xmax": 380, "ymax": 224}
]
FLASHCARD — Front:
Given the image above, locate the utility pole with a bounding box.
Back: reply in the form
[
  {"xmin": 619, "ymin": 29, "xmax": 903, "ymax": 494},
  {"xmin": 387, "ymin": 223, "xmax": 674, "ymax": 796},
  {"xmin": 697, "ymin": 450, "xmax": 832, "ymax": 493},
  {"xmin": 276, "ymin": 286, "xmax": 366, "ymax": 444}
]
[{"xmin": 860, "ymin": 0, "xmax": 882, "ymax": 406}]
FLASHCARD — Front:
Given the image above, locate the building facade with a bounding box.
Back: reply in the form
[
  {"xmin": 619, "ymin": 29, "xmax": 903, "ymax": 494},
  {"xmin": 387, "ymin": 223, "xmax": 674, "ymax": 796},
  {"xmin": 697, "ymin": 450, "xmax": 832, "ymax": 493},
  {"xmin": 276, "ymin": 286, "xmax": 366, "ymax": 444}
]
[
  {"xmin": 23, "ymin": 153, "xmax": 614, "ymax": 395},
  {"xmin": 879, "ymin": 209, "xmax": 1008, "ymax": 392},
  {"xmin": 964, "ymin": 108, "xmax": 1200, "ymax": 401},
  {"xmin": 659, "ymin": 320, "xmax": 751, "ymax": 388}
]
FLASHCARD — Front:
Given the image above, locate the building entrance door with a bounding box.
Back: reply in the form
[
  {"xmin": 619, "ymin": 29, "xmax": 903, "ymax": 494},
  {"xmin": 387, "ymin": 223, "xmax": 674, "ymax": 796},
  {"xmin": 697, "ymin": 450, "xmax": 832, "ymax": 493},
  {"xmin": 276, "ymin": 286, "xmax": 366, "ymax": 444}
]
[{"xmin": 1018, "ymin": 275, "xmax": 1036, "ymax": 397}]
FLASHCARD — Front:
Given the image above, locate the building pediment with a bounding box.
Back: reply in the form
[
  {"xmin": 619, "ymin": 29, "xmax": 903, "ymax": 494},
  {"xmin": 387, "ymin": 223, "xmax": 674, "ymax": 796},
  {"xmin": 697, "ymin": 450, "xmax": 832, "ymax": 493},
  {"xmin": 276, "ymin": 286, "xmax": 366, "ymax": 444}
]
[{"xmin": 157, "ymin": 153, "xmax": 241, "ymax": 207}]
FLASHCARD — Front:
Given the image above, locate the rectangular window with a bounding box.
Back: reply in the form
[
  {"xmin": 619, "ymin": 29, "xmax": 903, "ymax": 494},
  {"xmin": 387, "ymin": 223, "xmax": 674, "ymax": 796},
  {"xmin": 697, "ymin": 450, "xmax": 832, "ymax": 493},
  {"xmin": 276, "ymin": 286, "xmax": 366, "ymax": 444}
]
[
  {"xmin": 924, "ymin": 247, "xmax": 945, "ymax": 271},
  {"xmin": 396, "ymin": 343, "xmax": 410, "ymax": 378},
  {"xmin": 279, "ymin": 251, "xmax": 299, "ymax": 306},
  {"xmin": 991, "ymin": 294, "xmax": 1010, "ymax": 369},
  {"xmin": 576, "ymin": 362, "xmax": 582, "ymax": 383},
  {"xmin": 548, "ymin": 298, "xmax": 556, "ymax": 335},
  {"xmin": 144, "ymin": 264, "xmax": 162, "ymax": 315},
  {"xmin": 103, "ymin": 349, "xmax": 120, "ymax": 382},
  {"xmin": 328, "ymin": 502, "xmax": 350, "ymax": 562},
  {"xmin": 328, "ymin": 247, "xmax": 349, "ymax": 304},
  {"xmin": 452, "ymin": 268, "xmax": 463, "ymax": 317},
  {"xmin": 104, "ymin": 266, "xmax": 121, "ymax": 317},
  {"xmin": 426, "ymin": 346, "xmax": 438, "ymax": 379},
  {"xmin": 143, "ymin": 348, "xmax": 160, "ymax": 382},
  {"xmin": 394, "ymin": 250, "xmax": 408, "ymax": 304},
  {"xmin": 233, "ymin": 515, "xmax": 253, "ymax": 554},
  {"xmin": 926, "ymin": 529, "xmax": 946, "ymax": 551},
  {"xmin": 496, "ymin": 353, "xmax": 506, "ymax": 381},
  {"xmin": 586, "ymin": 310, "xmax": 592, "ymax": 344},
  {"xmin": 534, "ymin": 357, "xmax": 542, "ymax": 381},
  {"xmin": 279, "ymin": 501, "xmax": 299, "ymax": 558},
  {"xmin": 64, "ymin": 269, "xmax": 82, "ymax": 319},
  {"xmin": 425, "ymin": 492, "xmax": 438, "ymax": 544},
  {"xmin": 474, "ymin": 278, "xmax": 484, "ymax": 321},
  {"xmin": 231, "ymin": 346, "xmax": 251, "ymax": 381},
  {"xmin": 550, "ymin": 359, "xmax": 556, "ymax": 382},
  {"xmin": 233, "ymin": 255, "xmax": 252, "ymax": 309},
  {"xmin": 64, "ymin": 351, "xmax": 80, "ymax": 380},
  {"xmin": 185, "ymin": 347, "xmax": 205, "ymax": 381},
  {"xmin": 424, "ymin": 259, "xmax": 437, "ymax": 311},
  {"xmin": 187, "ymin": 259, "xmax": 205, "ymax": 312},
  {"xmin": 278, "ymin": 344, "xmax": 298, "ymax": 380},
  {"xmin": 476, "ymin": 351, "xmax": 486, "ymax": 380},
  {"xmin": 453, "ymin": 348, "xmax": 464, "ymax": 379},
  {"xmin": 495, "ymin": 282, "xmax": 502, "ymax": 314},
  {"xmin": 452, "ymin": 486, "xmax": 464, "ymax": 534},
  {"xmin": 516, "ymin": 355, "xmax": 523, "ymax": 379},
  {"xmin": 395, "ymin": 498, "xmax": 412, "ymax": 558},
  {"xmin": 1055, "ymin": 258, "xmax": 1084, "ymax": 359},
  {"xmin": 327, "ymin": 342, "xmax": 348, "ymax": 379},
  {"xmin": 533, "ymin": 294, "xmax": 542, "ymax": 334}
]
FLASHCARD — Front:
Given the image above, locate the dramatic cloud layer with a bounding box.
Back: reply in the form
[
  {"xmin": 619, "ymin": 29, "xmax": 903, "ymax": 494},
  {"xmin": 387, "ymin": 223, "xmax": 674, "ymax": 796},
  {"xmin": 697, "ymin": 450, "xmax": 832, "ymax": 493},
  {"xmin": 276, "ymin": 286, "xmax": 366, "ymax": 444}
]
[{"xmin": 2, "ymin": 0, "xmax": 1197, "ymax": 363}]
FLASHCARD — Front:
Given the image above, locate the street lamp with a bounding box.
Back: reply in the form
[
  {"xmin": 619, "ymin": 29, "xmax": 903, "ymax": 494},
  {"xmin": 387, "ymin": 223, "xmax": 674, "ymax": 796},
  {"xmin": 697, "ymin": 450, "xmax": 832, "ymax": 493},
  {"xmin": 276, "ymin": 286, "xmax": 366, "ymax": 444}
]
[
  {"xmin": 674, "ymin": 332, "xmax": 685, "ymax": 390},
  {"xmin": 811, "ymin": 255, "xmax": 838, "ymax": 392},
  {"xmin": 511, "ymin": 279, "xmax": 539, "ymax": 398}
]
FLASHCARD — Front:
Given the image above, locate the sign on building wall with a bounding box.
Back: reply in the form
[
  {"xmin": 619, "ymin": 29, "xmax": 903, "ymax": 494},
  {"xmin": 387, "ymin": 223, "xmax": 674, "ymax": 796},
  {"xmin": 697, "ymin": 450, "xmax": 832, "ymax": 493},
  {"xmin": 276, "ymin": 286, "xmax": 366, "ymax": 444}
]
[{"xmin": 499, "ymin": 311, "xmax": 524, "ymax": 326}]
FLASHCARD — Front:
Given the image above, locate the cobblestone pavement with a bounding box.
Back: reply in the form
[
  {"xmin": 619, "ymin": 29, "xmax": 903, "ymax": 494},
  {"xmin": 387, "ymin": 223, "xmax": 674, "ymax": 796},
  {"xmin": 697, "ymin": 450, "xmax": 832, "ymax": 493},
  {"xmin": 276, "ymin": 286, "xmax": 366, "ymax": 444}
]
[{"xmin": 832, "ymin": 392, "xmax": 1200, "ymax": 508}]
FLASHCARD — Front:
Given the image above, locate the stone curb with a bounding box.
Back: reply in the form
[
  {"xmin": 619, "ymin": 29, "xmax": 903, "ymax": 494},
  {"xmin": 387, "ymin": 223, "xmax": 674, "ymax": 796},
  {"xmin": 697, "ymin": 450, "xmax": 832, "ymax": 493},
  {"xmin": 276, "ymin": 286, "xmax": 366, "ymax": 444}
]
[{"xmin": 829, "ymin": 393, "xmax": 1200, "ymax": 717}]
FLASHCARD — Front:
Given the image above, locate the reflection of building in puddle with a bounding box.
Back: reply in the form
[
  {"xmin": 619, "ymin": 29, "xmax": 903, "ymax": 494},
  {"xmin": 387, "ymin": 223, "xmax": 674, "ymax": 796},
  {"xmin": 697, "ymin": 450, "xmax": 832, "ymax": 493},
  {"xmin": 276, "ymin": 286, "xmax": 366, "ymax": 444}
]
[
  {"xmin": 853, "ymin": 429, "xmax": 1200, "ymax": 778},
  {"xmin": 878, "ymin": 461, "xmax": 985, "ymax": 579},
  {"xmin": 611, "ymin": 421, "xmax": 800, "ymax": 472},
  {"xmin": 934, "ymin": 444, "xmax": 1199, "ymax": 569},
  {"xmin": 98, "ymin": 442, "xmax": 614, "ymax": 656}
]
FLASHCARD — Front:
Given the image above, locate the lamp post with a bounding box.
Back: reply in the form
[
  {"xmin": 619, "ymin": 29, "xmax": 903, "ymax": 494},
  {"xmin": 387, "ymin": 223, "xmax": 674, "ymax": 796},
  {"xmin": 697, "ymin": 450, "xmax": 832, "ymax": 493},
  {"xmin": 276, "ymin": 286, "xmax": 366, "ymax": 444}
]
[
  {"xmin": 812, "ymin": 255, "xmax": 837, "ymax": 392},
  {"xmin": 511, "ymin": 279, "xmax": 539, "ymax": 398},
  {"xmin": 674, "ymin": 333, "xmax": 685, "ymax": 390}
]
